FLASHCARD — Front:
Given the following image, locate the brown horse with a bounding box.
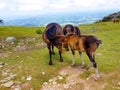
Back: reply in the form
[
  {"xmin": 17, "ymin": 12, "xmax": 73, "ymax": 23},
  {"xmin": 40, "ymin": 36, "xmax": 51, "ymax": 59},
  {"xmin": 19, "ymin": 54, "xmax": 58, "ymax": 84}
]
[
  {"xmin": 63, "ymin": 24, "xmax": 81, "ymax": 51},
  {"xmin": 63, "ymin": 34, "xmax": 102, "ymax": 80},
  {"xmin": 112, "ymin": 18, "xmax": 119, "ymax": 23},
  {"xmin": 42, "ymin": 23, "xmax": 64, "ymax": 65}
]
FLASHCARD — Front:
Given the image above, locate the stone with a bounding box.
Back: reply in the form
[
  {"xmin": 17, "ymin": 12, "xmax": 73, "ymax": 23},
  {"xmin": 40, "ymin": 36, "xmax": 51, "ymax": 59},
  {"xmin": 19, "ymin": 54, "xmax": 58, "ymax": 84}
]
[
  {"xmin": 11, "ymin": 85, "xmax": 21, "ymax": 90},
  {"xmin": 5, "ymin": 37, "xmax": 16, "ymax": 43},
  {"xmin": 43, "ymin": 82, "xmax": 48, "ymax": 85},
  {"xmin": 0, "ymin": 74, "xmax": 16, "ymax": 83},
  {"xmin": 3, "ymin": 80, "xmax": 14, "ymax": 87},
  {"xmin": 63, "ymin": 84, "xmax": 69, "ymax": 89},
  {"xmin": 26, "ymin": 76, "xmax": 32, "ymax": 81},
  {"xmin": 42, "ymin": 72, "xmax": 45, "ymax": 75},
  {"xmin": 21, "ymin": 82, "xmax": 30, "ymax": 88},
  {"xmin": 52, "ymin": 81, "xmax": 57, "ymax": 85},
  {"xmin": 57, "ymin": 76, "xmax": 63, "ymax": 80}
]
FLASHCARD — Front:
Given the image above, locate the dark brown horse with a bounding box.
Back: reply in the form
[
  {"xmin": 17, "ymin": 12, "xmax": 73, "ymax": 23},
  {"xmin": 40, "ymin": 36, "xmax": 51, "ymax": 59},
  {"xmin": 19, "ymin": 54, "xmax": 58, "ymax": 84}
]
[
  {"xmin": 42, "ymin": 23, "xmax": 64, "ymax": 65},
  {"xmin": 63, "ymin": 34, "xmax": 102, "ymax": 80},
  {"xmin": 112, "ymin": 18, "xmax": 119, "ymax": 23},
  {"xmin": 63, "ymin": 24, "xmax": 81, "ymax": 51}
]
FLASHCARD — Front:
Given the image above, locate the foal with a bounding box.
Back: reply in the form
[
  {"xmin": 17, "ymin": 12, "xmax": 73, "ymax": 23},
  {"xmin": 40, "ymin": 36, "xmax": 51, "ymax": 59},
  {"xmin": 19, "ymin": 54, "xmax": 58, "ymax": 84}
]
[
  {"xmin": 63, "ymin": 24, "xmax": 81, "ymax": 51},
  {"xmin": 42, "ymin": 23, "xmax": 64, "ymax": 65},
  {"xmin": 63, "ymin": 34, "xmax": 102, "ymax": 79}
]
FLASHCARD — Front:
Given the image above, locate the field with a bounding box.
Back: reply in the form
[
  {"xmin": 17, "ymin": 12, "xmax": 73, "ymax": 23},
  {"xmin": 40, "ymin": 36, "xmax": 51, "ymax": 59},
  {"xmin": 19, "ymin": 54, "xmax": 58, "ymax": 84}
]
[{"xmin": 0, "ymin": 22, "xmax": 120, "ymax": 90}]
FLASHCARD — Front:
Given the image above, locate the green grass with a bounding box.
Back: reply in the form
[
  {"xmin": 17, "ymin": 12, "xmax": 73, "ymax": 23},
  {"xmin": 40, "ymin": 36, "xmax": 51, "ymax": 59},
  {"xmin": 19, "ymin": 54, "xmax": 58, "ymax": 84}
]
[
  {"xmin": 0, "ymin": 22, "xmax": 120, "ymax": 89},
  {"xmin": 0, "ymin": 26, "xmax": 45, "ymax": 38}
]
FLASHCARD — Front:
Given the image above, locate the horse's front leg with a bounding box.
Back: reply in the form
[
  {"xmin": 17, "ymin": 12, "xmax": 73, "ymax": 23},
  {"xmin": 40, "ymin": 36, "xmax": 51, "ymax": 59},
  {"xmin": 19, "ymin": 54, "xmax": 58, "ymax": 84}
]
[
  {"xmin": 52, "ymin": 44, "xmax": 55, "ymax": 55},
  {"xmin": 47, "ymin": 44, "xmax": 53, "ymax": 65}
]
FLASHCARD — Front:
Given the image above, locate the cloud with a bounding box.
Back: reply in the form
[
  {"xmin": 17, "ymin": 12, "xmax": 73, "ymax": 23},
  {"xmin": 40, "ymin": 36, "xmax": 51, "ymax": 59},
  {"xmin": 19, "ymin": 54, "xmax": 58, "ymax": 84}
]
[
  {"xmin": 0, "ymin": 2, "xmax": 6, "ymax": 9},
  {"xmin": 0, "ymin": 0, "xmax": 120, "ymax": 16}
]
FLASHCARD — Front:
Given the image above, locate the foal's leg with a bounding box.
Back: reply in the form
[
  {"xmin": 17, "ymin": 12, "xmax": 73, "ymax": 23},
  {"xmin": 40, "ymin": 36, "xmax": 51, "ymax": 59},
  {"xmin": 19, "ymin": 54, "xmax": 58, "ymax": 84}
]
[
  {"xmin": 58, "ymin": 46, "xmax": 63, "ymax": 62},
  {"xmin": 71, "ymin": 50, "xmax": 75, "ymax": 66},
  {"xmin": 79, "ymin": 52, "xmax": 85, "ymax": 67},
  {"xmin": 52, "ymin": 44, "xmax": 55, "ymax": 54},
  {"xmin": 47, "ymin": 44, "xmax": 53, "ymax": 65},
  {"xmin": 86, "ymin": 51, "xmax": 99, "ymax": 80}
]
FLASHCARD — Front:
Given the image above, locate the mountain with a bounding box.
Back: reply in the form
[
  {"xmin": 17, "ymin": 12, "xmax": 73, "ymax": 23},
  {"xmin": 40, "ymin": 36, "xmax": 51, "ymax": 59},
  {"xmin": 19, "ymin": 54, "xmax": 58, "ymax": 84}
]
[
  {"xmin": 101, "ymin": 11, "xmax": 120, "ymax": 21},
  {"xmin": 4, "ymin": 11, "xmax": 118, "ymax": 26}
]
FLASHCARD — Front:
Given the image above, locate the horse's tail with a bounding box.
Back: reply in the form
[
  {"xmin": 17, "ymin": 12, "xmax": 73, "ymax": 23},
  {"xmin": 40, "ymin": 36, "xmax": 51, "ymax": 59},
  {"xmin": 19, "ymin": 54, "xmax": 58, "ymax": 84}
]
[{"xmin": 85, "ymin": 36, "xmax": 102, "ymax": 49}]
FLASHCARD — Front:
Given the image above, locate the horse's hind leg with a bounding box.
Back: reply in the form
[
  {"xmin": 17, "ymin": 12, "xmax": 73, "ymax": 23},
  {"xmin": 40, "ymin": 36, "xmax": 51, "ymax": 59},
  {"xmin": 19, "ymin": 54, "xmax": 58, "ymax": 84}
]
[
  {"xmin": 47, "ymin": 44, "xmax": 53, "ymax": 65},
  {"xmin": 52, "ymin": 44, "xmax": 55, "ymax": 54},
  {"xmin": 59, "ymin": 50, "xmax": 63, "ymax": 62},
  {"xmin": 79, "ymin": 52, "xmax": 85, "ymax": 67},
  {"xmin": 86, "ymin": 51, "xmax": 99, "ymax": 80},
  {"xmin": 71, "ymin": 50, "xmax": 75, "ymax": 66}
]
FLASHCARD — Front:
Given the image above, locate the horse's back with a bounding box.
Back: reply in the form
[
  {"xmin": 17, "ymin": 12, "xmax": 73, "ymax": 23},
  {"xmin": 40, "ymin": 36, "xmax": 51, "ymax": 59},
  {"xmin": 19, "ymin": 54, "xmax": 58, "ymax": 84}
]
[{"xmin": 43, "ymin": 23, "xmax": 63, "ymax": 43}]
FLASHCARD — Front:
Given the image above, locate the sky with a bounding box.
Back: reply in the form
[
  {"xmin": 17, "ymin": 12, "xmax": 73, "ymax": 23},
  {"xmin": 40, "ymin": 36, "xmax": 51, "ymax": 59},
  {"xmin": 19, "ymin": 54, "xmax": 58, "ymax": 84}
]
[{"xmin": 0, "ymin": 0, "xmax": 120, "ymax": 19}]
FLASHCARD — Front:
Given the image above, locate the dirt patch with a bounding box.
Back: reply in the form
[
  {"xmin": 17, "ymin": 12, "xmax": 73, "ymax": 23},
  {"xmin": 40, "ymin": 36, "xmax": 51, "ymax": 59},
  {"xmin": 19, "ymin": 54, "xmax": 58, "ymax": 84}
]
[{"xmin": 41, "ymin": 65, "xmax": 107, "ymax": 90}]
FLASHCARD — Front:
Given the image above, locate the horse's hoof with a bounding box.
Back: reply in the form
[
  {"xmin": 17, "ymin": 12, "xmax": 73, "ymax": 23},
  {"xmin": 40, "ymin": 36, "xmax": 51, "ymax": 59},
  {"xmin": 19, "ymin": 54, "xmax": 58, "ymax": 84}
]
[
  {"xmin": 60, "ymin": 60, "xmax": 63, "ymax": 62},
  {"xmin": 71, "ymin": 63, "xmax": 75, "ymax": 66},
  {"xmin": 49, "ymin": 62, "xmax": 53, "ymax": 65},
  {"xmin": 81, "ymin": 65, "xmax": 85, "ymax": 69},
  {"xmin": 86, "ymin": 67, "xmax": 89, "ymax": 70},
  {"xmin": 52, "ymin": 52, "xmax": 55, "ymax": 55},
  {"xmin": 94, "ymin": 75, "xmax": 100, "ymax": 81}
]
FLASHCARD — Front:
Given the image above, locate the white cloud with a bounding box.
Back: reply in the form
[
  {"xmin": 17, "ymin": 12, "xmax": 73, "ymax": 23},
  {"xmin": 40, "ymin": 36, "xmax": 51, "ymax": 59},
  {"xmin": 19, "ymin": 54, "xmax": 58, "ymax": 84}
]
[
  {"xmin": 0, "ymin": 2, "xmax": 6, "ymax": 9},
  {"xmin": 0, "ymin": 0, "xmax": 120, "ymax": 15}
]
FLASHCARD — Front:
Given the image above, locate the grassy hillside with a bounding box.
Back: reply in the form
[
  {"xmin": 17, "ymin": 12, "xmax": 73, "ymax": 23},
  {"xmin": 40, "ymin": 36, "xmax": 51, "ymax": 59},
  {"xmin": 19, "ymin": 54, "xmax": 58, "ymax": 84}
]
[
  {"xmin": 0, "ymin": 26, "xmax": 45, "ymax": 38},
  {"xmin": 0, "ymin": 22, "xmax": 120, "ymax": 90}
]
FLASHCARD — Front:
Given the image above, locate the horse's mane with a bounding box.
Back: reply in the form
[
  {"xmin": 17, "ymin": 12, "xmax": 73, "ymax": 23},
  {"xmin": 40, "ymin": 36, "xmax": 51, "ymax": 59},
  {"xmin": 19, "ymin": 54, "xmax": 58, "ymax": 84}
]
[{"xmin": 63, "ymin": 24, "xmax": 74, "ymax": 35}]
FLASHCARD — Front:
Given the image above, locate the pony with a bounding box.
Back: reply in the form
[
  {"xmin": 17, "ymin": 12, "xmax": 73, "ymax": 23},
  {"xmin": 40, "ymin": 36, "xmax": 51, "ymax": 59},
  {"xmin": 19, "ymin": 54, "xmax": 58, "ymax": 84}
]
[
  {"xmin": 63, "ymin": 34, "xmax": 102, "ymax": 80},
  {"xmin": 63, "ymin": 24, "xmax": 81, "ymax": 51},
  {"xmin": 42, "ymin": 23, "xmax": 64, "ymax": 65},
  {"xmin": 112, "ymin": 18, "xmax": 119, "ymax": 23}
]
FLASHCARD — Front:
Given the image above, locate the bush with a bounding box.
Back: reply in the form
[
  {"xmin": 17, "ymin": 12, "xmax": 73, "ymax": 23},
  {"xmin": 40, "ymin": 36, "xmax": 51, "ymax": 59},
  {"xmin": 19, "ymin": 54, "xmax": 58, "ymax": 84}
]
[{"xmin": 36, "ymin": 29, "xmax": 42, "ymax": 34}]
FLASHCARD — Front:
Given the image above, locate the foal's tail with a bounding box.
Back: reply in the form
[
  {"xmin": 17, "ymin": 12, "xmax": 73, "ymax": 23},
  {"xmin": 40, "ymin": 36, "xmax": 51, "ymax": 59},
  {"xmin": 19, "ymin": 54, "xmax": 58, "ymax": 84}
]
[{"xmin": 85, "ymin": 36, "xmax": 102, "ymax": 49}]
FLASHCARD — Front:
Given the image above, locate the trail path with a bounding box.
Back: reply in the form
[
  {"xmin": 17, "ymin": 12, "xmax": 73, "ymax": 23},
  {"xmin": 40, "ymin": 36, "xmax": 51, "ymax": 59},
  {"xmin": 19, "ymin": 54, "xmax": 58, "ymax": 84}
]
[{"xmin": 41, "ymin": 65, "xmax": 107, "ymax": 90}]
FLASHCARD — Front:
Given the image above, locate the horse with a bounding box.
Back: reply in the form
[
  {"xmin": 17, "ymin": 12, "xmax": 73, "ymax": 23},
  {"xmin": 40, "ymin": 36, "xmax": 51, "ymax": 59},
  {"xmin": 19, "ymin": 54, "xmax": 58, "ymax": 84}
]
[
  {"xmin": 42, "ymin": 23, "xmax": 64, "ymax": 65},
  {"xmin": 63, "ymin": 24, "xmax": 81, "ymax": 51},
  {"xmin": 63, "ymin": 34, "xmax": 102, "ymax": 80},
  {"xmin": 112, "ymin": 18, "xmax": 119, "ymax": 23}
]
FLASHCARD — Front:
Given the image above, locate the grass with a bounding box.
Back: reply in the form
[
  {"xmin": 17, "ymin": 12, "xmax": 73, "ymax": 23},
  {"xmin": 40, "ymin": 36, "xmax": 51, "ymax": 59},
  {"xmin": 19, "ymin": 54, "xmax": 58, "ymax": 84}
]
[
  {"xmin": 0, "ymin": 21, "xmax": 120, "ymax": 89},
  {"xmin": 0, "ymin": 26, "xmax": 45, "ymax": 38}
]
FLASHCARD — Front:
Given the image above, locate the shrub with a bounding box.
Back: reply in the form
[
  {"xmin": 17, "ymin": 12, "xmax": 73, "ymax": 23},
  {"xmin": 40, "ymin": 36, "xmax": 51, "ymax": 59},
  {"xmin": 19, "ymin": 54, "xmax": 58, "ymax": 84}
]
[{"xmin": 36, "ymin": 29, "xmax": 42, "ymax": 34}]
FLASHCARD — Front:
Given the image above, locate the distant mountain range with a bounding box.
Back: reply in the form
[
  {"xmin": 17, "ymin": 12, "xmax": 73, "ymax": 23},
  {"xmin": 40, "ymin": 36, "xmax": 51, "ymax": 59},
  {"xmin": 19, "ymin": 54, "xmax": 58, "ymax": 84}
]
[{"xmin": 3, "ymin": 11, "xmax": 119, "ymax": 26}]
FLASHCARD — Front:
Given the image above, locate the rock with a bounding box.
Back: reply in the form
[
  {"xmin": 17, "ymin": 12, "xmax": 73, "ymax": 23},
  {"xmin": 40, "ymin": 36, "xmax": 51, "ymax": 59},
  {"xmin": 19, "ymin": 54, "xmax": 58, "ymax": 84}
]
[
  {"xmin": 0, "ymin": 74, "xmax": 16, "ymax": 83},
  {"xmin": 59, "ymin": 71, "xmax": 68, "ymax": 76},
  {"xmin": 63, "ymin": 84, "xmax": 69, "ymax": 89},
  {"xmin": 42, "ymin": 72, "xmax": 45, "ymax": 75},
  {"xmin": 52, "ymin": 81, "xmax": 57, "ymax": 85},
  {"xmin": 43, "ymin": 82, "xmax": 48, "ymax": 85},
  {"xmin": 5, "ymin": 37, "xmax": 16, "ymax": 43},
  {"xmin": 21, "ymin": 82, "xmax": 30, "ymax": 88},
  {"xmin": 26, "ymin": 76, "xmax": 32, "ymax": 81},
  {"xmin": 57, "ymin": 76, "xmax": 63, "ymax": 80},
  {"xmin": 118, "ymin": 82, "xmax": 120, "ymax": 86},
  {"xmin": 11, "ymin": 85, "xmax": 21, "ymax": 90},
  {"xmin": 49, "ymin": 79, "xmax": 53, "ymax": 83},
  {"xmin": 3, "ymin": 80, "xmax": 14, "ymax": 87},
  {"xmin": 0, "ymin": 62, "xmax": 6, "ymax": 68}
]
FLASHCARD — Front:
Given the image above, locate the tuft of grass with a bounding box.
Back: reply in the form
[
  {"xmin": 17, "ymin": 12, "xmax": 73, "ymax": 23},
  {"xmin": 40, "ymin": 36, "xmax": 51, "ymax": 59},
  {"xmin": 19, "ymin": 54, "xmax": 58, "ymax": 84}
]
[{"xmin": 79, "ymin": 71, "xmax": 91, "ymax": 79}]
